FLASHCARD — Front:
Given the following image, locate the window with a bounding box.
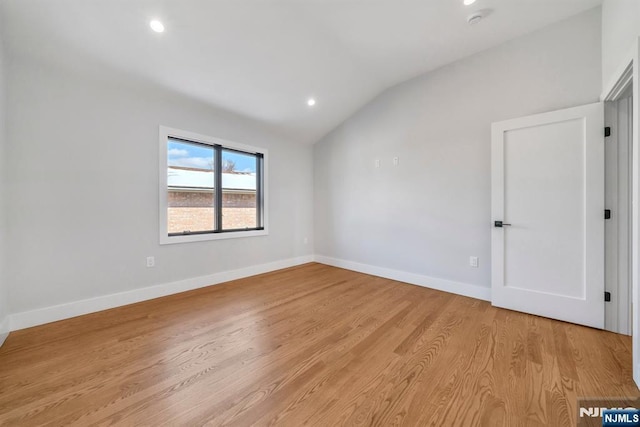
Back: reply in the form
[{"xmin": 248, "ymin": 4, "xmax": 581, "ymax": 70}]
[{"xmin": 159, "ymin": 126, "xmax": 267, "ymax": 244}]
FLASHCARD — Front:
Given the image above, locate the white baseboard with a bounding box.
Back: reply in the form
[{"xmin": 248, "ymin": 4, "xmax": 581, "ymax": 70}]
[
  {"xmin": 9, "ymin": 255, "xmax": 314, "ymax": 332},
  {"xmin": 314, "ymin": 255, "xmax": 491, "ymax": 302},
  {"xmin": 0, "ymin": 316, "xmax": 10, "ymax": 347}
]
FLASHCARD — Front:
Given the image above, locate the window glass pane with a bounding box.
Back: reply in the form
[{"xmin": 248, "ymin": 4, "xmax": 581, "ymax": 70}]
[
  {"xmin": 167, "ymin": 139, "xmax": 215, "ymax": 234},
  {"xmin": 221, "ymin": 149, "xmax": 258, "ymax": 230}
]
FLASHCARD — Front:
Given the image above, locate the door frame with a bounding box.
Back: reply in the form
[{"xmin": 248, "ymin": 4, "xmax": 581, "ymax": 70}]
[
  {"xmin": 604, "ymin": 95, "xmax": 633, "ymax": 336},
  {"xmin": 601, "ymin": 37, "xmax": 639, "ymax": 386}
]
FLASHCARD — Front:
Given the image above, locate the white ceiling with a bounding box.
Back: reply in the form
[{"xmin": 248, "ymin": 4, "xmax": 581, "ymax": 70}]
[{"xmin": 0, "ymin": 0, "xmax": 602, "ymax": 144}]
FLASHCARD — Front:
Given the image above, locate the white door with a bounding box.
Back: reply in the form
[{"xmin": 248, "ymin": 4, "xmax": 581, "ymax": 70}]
[{"xmin": 491, "ymin": 103, "xmax": 605, "ymax": 328}]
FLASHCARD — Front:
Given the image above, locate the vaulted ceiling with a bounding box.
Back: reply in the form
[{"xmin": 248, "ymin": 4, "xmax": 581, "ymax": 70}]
[{"xmin": 0, "ymin": 0, "xmax": 602, "ymax": 143}]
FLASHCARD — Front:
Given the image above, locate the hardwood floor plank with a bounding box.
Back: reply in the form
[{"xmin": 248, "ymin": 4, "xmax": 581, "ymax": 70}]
[
  {"xmin": 0, "ymin": 263, "xmax": 637, "ymax": 426},
  {"xmin": 181, "ymin": 289, "xmax": 420, "ymax": 426}
]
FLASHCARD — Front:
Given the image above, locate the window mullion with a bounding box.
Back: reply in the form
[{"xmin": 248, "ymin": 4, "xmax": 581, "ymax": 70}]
[
  {"xmin": 214, "ymin": 145, "xmax": 223, "ymax": 232},
  {"xmin": 256, "ymin": 154, "xmax": 263, "ymax": 228}
]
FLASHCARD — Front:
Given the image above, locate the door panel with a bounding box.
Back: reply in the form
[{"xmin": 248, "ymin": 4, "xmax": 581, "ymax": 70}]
[{"xmin": 491, "ymin": 103, "xmax": 604, "ymax": 328}]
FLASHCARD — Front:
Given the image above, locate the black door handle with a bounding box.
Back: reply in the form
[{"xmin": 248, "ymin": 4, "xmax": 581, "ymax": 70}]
[{"xmin": 494, "ymin": 221, "xmax": 512, "ymax": 228}]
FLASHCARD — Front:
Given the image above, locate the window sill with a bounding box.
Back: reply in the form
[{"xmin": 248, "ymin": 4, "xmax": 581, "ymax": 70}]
[{"xmin": 160, "ymin": 229, "xmax": 268, "ymax": 245}]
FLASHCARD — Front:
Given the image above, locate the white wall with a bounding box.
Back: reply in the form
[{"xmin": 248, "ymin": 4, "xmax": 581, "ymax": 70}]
[
  {"xmin": 0, "ymin": 21, "xmax": 9, "ymax": 343},
  {"xmin": 602, "ymin": 0, "xmax": 640, "ymax": 91},
  {"xmin": 4, "ymin": 54, "xmax": 314, "ymax": 316},
  {"xmin": 314, "ymin": 9, "xmax": 601, "ymax": 291}
]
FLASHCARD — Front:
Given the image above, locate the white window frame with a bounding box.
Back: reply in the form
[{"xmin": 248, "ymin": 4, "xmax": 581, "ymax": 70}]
[{"xmin": 159, "ymin": 125, "xmax": 268, "ymax": 245}]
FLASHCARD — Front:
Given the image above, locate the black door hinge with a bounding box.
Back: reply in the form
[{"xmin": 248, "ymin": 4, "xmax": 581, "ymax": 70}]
[
  {"xmin": 605, "ymin": 127, "xmax": 611, "ymax": 137},
  {"xmin": 605, "ymin": 209, "xmax": 611, "ymax": 220},
  {"xmin": 605, "ymin": 291, "xmax": 611, "ymax": 302}
]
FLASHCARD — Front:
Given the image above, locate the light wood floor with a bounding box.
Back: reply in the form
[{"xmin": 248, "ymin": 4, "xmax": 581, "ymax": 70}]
[{"xmin": 0, "ymin": 263, "xmax": 637, "ymax": 426}]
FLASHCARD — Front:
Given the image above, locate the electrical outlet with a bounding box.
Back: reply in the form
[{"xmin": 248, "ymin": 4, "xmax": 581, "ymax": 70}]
[
  {"xmin": 146, "ymin": 256, "xmax": 155, "ymax": 268},
  {"xmin": 375, "ymin": 159, "xmax": 380, "ymax": 168},
  {"xmin": 470, "ymin": 256, "xmax": 478, "ymax": 268},
  {"xmin": 393, "ymin": 157, "xmax": 399, "ymax": 166}
]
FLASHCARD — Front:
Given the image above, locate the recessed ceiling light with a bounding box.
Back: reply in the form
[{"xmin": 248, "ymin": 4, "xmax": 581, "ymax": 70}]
[
  {"xmin": 463, "ymin": 0, "xmax": 476, "ymax": 5},
  {"xmin": 150, "ymin": 20, "xmax": 165, "ymax": 33},
  {"xmin": 307, "ymin": 98, "xmax": 316, "ymax": 107}
]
